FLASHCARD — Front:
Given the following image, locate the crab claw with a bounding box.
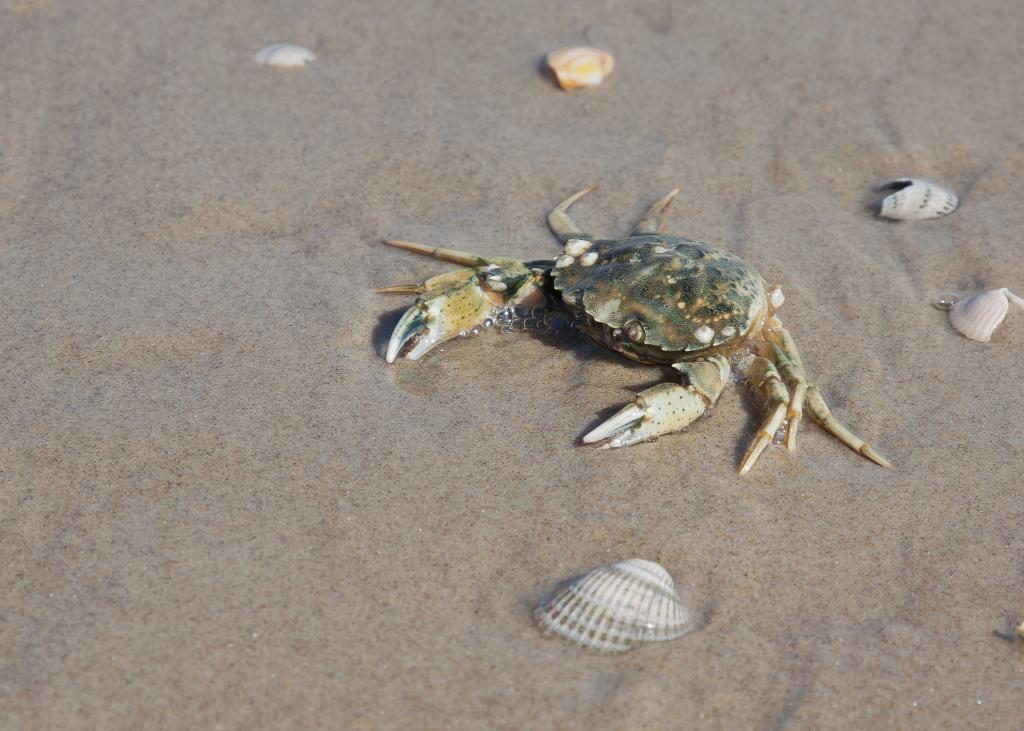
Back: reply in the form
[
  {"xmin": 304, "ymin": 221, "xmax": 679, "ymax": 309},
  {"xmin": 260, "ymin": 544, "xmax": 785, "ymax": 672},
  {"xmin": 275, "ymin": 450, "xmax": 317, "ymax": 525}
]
[
  {"xmin": 582, "ymin": 382, "xmax": 712, "ymax": 448},
  {"xmin": 383, "ymin": 274, "xmax": 497, "ymax": 362},
  {"xmin": 381, "ymin": 257, "xmax": 550, "ymax": 362},
  {"xmin": 386, "ymin": 302, "xmax": 430, "ymax": 363}
]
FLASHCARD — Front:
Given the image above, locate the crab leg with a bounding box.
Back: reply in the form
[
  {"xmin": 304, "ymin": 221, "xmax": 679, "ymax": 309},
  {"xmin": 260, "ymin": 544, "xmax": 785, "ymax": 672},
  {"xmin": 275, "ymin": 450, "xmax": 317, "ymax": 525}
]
[
  {"xmin": 768, "ymin": 339, "xmax": 807, "ymax": 452},
  {"xmin": 770, "ymin": 323, "xmax": 891, "ymax": 468},
  {"xmin": 738, "ymin": 357, "xmax": 792, "ymax": 475},
  {"xmin": 548, "ymin": 187, "xmax": 595, "ymax": 243},
  {"xmin": 582, "ymin": 356, "xmax": 730, "ymax": 448},
  {"xmin": 630, "ymin": 188, "xmax": 681, "ymax": 236}
]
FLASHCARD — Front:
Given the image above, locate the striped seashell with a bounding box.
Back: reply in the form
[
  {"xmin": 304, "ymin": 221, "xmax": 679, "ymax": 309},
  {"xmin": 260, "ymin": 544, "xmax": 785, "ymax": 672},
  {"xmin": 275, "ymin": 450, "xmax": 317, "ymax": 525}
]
[
  {"xmin": 941, "ymin": 288, "xmax": 1024, "ymax": 342},
  {"xmin": 255, "ymin": 43, "xmax": 316, "ymax": 68},
  {"xmin": 874, "ymin": 179, "xmax": 959, "ymax": 220},
  {"xmin": 534, "ymin": 558, "xmax": 694, "ymax": 652},
  {"xmin": 546, "ymin": 47, "xmax": 614, "ymax": 90}
]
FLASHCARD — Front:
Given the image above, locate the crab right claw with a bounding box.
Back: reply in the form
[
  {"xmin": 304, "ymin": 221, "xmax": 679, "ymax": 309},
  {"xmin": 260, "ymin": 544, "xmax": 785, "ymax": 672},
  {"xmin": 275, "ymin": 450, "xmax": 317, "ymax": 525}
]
[
  {"xmin": 582, "ymin": 356, "xmax": 730, "ymax": 448},
  {"xmin": 383, "ymin": 272, "xmax": 500, "ymax": 362},
  {"xmin": 376, "ymin": 239, "xmax": 547, "ymax": 362}
]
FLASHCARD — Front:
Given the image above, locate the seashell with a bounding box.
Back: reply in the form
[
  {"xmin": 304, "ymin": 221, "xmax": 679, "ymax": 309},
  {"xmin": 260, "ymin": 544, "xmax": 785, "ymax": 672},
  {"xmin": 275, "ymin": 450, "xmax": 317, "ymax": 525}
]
[
  {"xmin": 534, "ymin": 558, "xmax": 694, "ymax": 652},
  {"xmin": 580, "ymin": 251, "xmax": 599, "ymax": 267},
  {"xmin": 939, "ymin": 288, "xmax": 1024, "ymax": 342},
  {"xmin": 874, "ymin": 178, "xmax": 959, "ymax": 221},
  {"xmin": 255, "ymin": 43, "xmax": 316, "ymax": 68},
  {"xmin": 546, "ymin": 47, "xmax": 614, "ymax": 90}
]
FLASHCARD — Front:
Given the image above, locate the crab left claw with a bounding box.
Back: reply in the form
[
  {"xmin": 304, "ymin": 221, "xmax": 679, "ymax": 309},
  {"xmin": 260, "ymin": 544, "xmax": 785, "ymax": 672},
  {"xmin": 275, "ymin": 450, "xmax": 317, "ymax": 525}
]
[{"xmin": 582, "ymin": 356, "xmax": 730, "ymax": 448}]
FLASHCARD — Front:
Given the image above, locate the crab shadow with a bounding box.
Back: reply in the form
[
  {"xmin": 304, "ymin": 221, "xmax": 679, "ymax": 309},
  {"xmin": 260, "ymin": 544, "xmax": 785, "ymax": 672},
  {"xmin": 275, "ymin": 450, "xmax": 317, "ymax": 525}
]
[
  {"xmin": 372, "ymin": 306, "xmax": 407, "ymax": 358},
  {"xmin": 992, "ymin": 616, "xmax": 1024, "ymax": 645},
  {"xmin": 373, "ymin": 307, "xmax": 762, "ymax": 468},
  {"xmin": 730, "ymin": 379, "xmax": 765, "ymax": 467},
  {"xmin": 372, "ymin": 305, "xmax": 632, "ymax": 366}
]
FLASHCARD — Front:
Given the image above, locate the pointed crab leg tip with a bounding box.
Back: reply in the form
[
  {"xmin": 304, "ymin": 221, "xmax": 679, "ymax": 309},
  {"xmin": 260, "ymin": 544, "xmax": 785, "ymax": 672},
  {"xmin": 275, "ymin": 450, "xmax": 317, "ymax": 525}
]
[
  {"xmin": 736, "ymin": 455, "xmax": 759, "ymax": 476},
  {"xmin": 861, "ymin": 446, "xmax": 892, "ymax": 468},
  {"xmin": 738, "ymin": 437, "xmax": 772, "ymax": 475},
  {"xmin": 565, "ymin": 186, "xmax": 596, "ymax": 202}
]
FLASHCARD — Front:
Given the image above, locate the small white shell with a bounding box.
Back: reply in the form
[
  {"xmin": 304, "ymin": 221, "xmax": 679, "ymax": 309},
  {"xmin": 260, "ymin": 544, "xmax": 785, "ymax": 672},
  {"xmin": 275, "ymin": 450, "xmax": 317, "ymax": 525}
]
[
  {"xmin": 874, "ymin": 179, "xmax": 959, "ymax": 221},
  {"xmin": 255, "ymin": 43, "xmax": 316, "ymax": 68},
  {"xmin": 546, "ymin": 47, "xmax": 614, "ymax": 90},
  {"xmin": 554, "ymin": 254, "xmax": 575, "ymax": 268},
  {"xmin": 943, "ymin": 288, "xmax": 1024, "ymax": 342},
  {"xmin": 534, "ymin": 558, "xmax": 694, "ymax": 653},
  {"xmin": 579, "ymin": 251, "xmax": 599, "ymax": 266}
]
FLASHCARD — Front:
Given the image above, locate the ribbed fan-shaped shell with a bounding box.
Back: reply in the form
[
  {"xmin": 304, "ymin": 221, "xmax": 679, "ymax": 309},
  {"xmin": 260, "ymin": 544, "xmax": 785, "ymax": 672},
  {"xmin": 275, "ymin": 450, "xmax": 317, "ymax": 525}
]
[
  {"xmin": 947, "ymin": 288, "xmax": 1024, "ymax": 342},
  {"xmin": 534, "ymin": 559, "xmax": 694, "ymax": 652},
  {"xmin": 875, "ymin": 179, "xmax": 958, "ymax": 220}
]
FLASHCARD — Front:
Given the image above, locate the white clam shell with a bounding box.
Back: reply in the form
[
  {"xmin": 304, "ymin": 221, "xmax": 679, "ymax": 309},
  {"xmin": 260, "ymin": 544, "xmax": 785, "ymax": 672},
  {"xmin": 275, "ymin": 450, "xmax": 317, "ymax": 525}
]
[
  {"xmin": 874, "ymin": 178, "xmax": 959, "ymax": 221},
  {"xmin": 534, "ymin": 558, "xmax": 694, "ymax": 652},
  {"xmin": 945, "ymin": 288, "xmax": 1024, "ymax": 342},
  {"xmin": 255, "ymin": 43, "xmax": 316, "ymax": 68},
  {"xmin": 546, "ymin": 47, "xmax": 614, "ymax": 90}
]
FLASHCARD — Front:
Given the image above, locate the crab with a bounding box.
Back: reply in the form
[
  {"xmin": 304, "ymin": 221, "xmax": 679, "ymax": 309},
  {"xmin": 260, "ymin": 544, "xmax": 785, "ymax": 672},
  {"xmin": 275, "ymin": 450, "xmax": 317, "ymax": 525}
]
[{"xmin": 376, "ymin": 188, "xmax": 890, "ymax": 474}]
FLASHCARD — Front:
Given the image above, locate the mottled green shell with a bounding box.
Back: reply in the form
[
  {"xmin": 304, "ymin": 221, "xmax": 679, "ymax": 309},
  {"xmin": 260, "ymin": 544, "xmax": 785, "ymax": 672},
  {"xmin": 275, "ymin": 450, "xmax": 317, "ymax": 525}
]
[{"xmin": 552, "ymin": 236, "xmax": 767, "ymax": 363}]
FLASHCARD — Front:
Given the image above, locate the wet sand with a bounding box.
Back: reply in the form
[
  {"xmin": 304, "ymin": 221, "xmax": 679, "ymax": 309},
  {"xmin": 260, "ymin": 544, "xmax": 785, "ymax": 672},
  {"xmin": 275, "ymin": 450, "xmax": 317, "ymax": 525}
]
[{"xmin": 3, "ymin": 1, "xmax": 1024, "ymax": 728}]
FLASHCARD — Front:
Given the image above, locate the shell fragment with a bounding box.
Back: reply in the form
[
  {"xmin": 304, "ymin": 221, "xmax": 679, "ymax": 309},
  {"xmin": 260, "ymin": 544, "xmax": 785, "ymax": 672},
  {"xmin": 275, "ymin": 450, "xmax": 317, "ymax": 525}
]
[
  {"xmin": 255, "ymin": 43, "xmax": 316, "ymax": 68},
  {"xmin": 546, "ymin": 47, "xmax": 614, "ymax": 90}
]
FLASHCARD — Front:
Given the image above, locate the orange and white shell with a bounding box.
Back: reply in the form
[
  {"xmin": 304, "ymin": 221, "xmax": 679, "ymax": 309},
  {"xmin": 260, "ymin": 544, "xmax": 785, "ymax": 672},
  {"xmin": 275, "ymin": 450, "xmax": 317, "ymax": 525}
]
[
  {"xmin": 546, "ymin": 47, "xmax": 614, "ymax": 90},
  {"xmin": 534, "ymin": 558, "xmax": 694, "ymax": 652},
  {"xmin": 943, "ymin": 288, "xmax": 1024, "ymax": 342}
]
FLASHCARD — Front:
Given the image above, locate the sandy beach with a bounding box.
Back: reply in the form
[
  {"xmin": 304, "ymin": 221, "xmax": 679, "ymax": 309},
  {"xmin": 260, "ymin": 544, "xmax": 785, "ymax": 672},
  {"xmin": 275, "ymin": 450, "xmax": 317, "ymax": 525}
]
[{"xmin": 3, "ymin": 0, "xmax": 1024, "ymax": 728}]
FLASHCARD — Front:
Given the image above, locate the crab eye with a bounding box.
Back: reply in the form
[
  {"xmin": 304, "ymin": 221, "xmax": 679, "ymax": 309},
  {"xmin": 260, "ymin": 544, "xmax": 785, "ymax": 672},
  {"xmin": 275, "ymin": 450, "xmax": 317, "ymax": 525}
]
[{"xmin": 768, "ymin": 286, "xmax": 785, "ymax": 310}]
